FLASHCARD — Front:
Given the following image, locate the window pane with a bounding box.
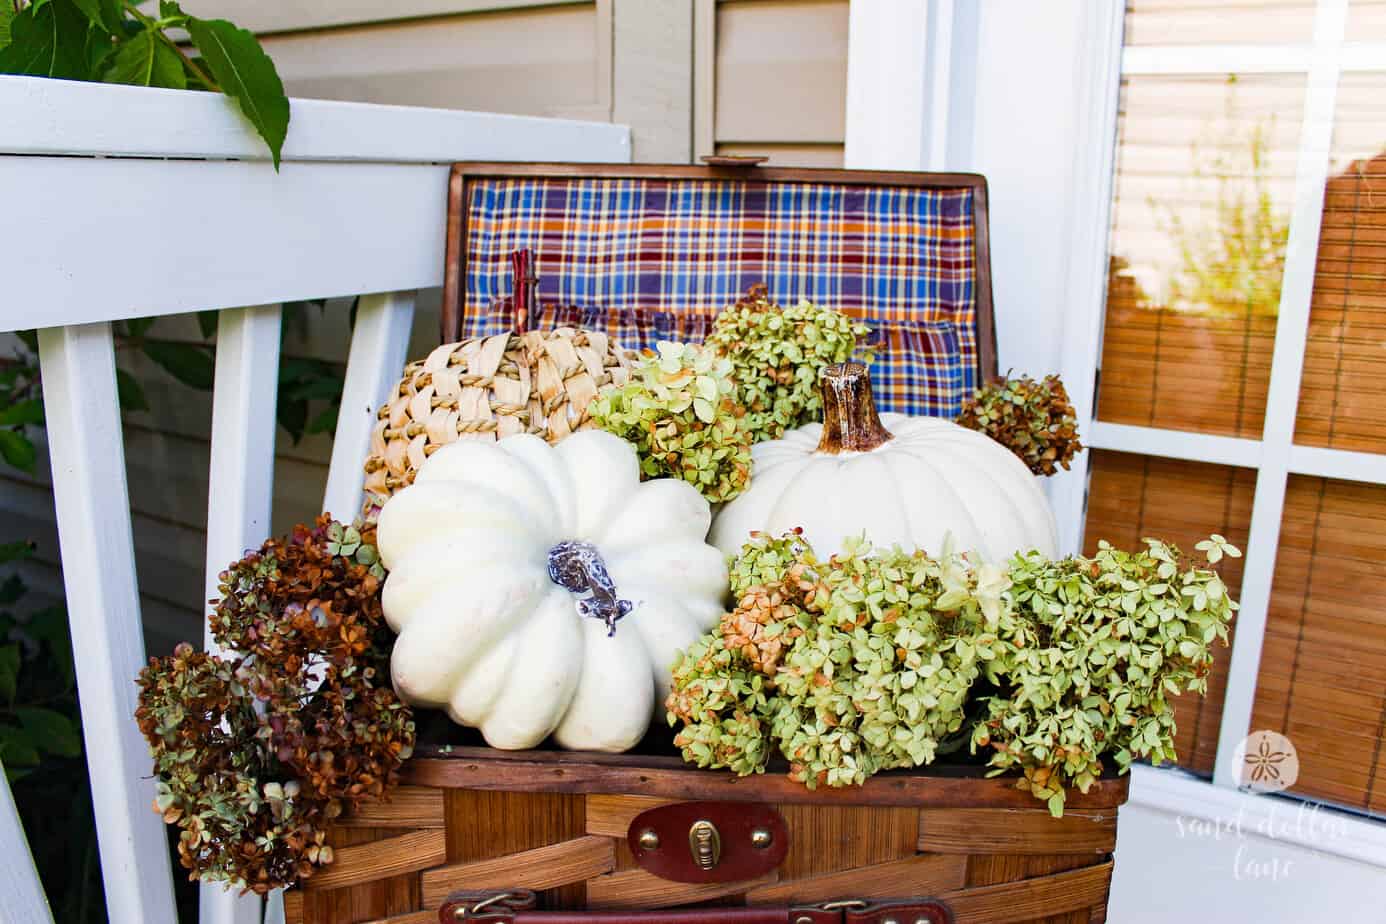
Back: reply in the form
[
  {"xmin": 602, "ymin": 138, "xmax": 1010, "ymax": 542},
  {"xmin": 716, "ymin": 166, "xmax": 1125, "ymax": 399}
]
[
  {"xmin": 1295, "ymin": 73, "xmax": 1386, "ymax": 454},
  {"xmin": 1347, "ymin": 0, "xmax": 1386, "ymax": 40},
  {"xmin": 1098, "ymin": 75, "xmax": 1304, "ymax": 438},
  {"xmin": 1083, "ymin": 450, "xmax": 1255, "ymax": 775},
  {"xmin": 1252, "ymin": 476, "xmax": 1386, "ymax": 816},
  {"xmin": 1125, "ymin": 0, "xmax": 1317, "ymax": 45}
]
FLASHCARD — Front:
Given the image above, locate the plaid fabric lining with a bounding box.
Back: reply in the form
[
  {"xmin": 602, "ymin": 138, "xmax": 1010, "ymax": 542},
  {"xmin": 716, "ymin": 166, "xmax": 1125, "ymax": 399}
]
[{"xmin": 461, "ymin": 177, "xmax": 980, "ymax": 416}]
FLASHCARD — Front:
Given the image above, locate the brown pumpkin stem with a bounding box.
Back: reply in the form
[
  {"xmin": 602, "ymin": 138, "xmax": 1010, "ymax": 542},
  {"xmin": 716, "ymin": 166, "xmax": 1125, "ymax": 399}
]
[{"xmin": 815, "ymin": 362, "xmax": 893, "ymax": 454}]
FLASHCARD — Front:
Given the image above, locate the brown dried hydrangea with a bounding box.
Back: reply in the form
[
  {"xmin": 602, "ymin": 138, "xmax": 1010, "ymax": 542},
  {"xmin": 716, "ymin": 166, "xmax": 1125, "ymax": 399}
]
[
  {"xmin": 135, "ymin": 515, "xmax": 414, "ymax": 894},
  {"xmin": 955, "ymin": 373, "xmax": 1083, "ymax": 476}
]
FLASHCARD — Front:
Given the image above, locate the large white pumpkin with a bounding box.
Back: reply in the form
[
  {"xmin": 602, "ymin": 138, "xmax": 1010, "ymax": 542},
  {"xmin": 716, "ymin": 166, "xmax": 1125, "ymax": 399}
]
[
  {"xmin": 376, "ymin": 430, "xmax": 727, "ymax": 752},
  {"xmin": 710, "ymin": 363, "xmax": 1058, "ymax": 563}
]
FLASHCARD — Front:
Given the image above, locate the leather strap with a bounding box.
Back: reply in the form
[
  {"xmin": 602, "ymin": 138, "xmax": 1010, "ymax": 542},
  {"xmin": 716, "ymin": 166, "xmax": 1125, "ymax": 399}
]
[{"xmin": 438, "ymin": 890, "xmax": 951, "ymax": 924}]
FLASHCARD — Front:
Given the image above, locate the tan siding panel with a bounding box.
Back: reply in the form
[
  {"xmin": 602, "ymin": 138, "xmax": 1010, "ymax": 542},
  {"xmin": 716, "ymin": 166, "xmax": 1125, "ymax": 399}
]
[
  {"xmin": 175, "ymin": 0, "xmax": 589, "ymax": 36},
  {"xmin": 714, "ymin": 0, "xmax": 847, "ymax": 144},
  {"xmin": 260, "ymin": 5, "xmax": 606, "ymax": 119}
]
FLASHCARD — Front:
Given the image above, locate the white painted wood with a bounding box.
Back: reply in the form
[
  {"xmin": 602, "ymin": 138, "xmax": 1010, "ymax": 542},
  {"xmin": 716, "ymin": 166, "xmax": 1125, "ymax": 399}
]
[
  {"xmin": 175, "ymin": 0, "xmax": 590, "ymax": 35},
  {"xmin": 0, "ymin": 767, "xmax": 53, "ymax": 924},
  {"xmin": 1087, "ymin": 421, "xmax": 1263, "ymax": 470},
  {"xmin": 844, "ymin": 0, "xmax": 928, "ymax": 169},
  {"xmin": 37, "ymin": 323, "xmax": 178, "ymax": 924},
  {"xmin": 263, "ymin": 889, "xmax": 285, "ymax": 924},
  {"xmin": 199, "ymin": 305, "xmax": 282, "ymax": 924},
  {"xmin": 322, "ymin": 291, "xmax": 417, "ymax": 520},
  {"xmin": 203, "ymin": 306, "xmax": 283, "ymax": 652},
  {"xmin": 1125, "ymin": 764, "xmax": 1386, "ymax": 870},
  {"xmin": 0, "ymin": 76, "xmax": 628, "ymax": 163},
  {"xmin": 1286, "ymin": 444, "xmax": 1386, "ymax": 485},
  {"xmin": 1045, "ymin": 2, "xmax": 1126, "ymax": 556},
  {"xmin": 0, "ymin": 158, "xmax": 443, "ymax": 332},
  {"xmin": 1212, "ymin": 0, "xmax": 1348, "ymax": 790},
  {"xmin": 1122, "ymin": 44, "xmax": 1315, "ymax": 75}
]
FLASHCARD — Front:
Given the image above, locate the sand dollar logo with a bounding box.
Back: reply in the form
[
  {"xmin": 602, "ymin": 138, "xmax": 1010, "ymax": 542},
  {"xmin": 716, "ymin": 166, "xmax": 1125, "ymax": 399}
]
[{"xmin": 1236, "ymin": 730, "xmax": 1299, "ymax": 792}]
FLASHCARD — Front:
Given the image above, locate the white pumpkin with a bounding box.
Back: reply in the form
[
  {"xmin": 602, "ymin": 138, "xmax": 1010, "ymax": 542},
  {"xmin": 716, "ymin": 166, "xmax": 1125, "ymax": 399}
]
[
  {"xmin": 376, "ymin": 429, "xmax": 727, "ymax": 752},
  {"xmin": 710, "ymin": 363, "xmax": 1058, "ymax": 563}
]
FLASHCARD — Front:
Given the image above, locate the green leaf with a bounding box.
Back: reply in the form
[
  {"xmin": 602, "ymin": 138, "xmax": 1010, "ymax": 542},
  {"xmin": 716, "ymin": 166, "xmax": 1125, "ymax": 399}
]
[
  {"xmin": 0, "ymin": 0, "xmax": 92, "ymax": 79},
  {"xmin": 16, "ymin": 707, "xmax": 82, "ymax": 758},
  {"xmin": 159, "ymin": 0, "xmax": 187, "ymax": 20},
  {"xmin": 103, "ymin": 26, "xmax": 185, "ymax": 88},
  {"xmin": 0, "ymin": 4, "xmax": 16, "ymax": 50},
  {"xmin": 0, "ymin": 645, "xmax": 19, "ymax": 704},
  {"xmin": 0, "ymin": 541, "xmax": 34, "ymax": 566},
  {"xmin": 0, "ymin": 399, "xmax": 44, "ymax": 427},
  {"xmin": 277, "ymin": 398, "xmax": 307, "ymax": 445},
  {"xmin": 305, "ymin": 405, "xmax": 337, "ymax": 436},
  {"xmin": 186, "ymin": 17, "xmax": 289, "ymax": 168},
  {"xmin": 115, "ymin": 369, "xmax": 149, "ymax": 412},
  {"xmin": 126, "ymin": 316, "xmax": 156, "ymax": 340},
  {"xmin": 197, "ymin": 309, "xmax": 220, "ymax": 340},
  {"xmin": 142, "ymin": 340, "xmax": 215, "ymax": 390},
  {"xmin": 0, "ymin": 430, "xmax": 37, "ymax": 473},
  {"xmin": 25, "ymin": 606, "xmax": 74, "ymax": 687},
  {"xmin": 71, "ymin": 0, "xmax": 126, "ymax": 32},
  {"xmin": 0, "ymin": 724, "xmax": 40, "ymax": 768}
]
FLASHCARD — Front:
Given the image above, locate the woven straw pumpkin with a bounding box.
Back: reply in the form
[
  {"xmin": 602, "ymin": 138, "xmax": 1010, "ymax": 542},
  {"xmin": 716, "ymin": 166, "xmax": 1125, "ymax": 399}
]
[{"xmin": 363, "ymin": 327, "xmax": 631, "ymax": 506}]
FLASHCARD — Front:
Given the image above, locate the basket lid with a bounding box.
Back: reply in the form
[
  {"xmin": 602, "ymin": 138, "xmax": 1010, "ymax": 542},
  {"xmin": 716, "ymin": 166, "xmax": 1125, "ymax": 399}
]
[{"xmin": 442, "ymin": 162, "xmax": 996, "ymax": 418}]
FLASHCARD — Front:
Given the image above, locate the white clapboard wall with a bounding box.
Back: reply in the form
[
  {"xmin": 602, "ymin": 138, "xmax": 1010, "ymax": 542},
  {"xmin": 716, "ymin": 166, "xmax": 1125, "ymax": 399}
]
[{"xmin": 0, "ymin": 74, "xmax": 628, "ymax": 924}]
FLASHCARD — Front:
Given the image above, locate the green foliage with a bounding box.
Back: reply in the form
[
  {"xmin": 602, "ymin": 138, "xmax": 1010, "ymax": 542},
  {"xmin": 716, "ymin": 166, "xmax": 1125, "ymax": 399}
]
[
  {"xmin": 956, "ymin": 373, "xmax": 1083, "ymax": 476},
  {"xmin": 667, "ymin": 531, "xmax": 1238, "ymax": 814},
  {"xmin": 705, "ymin": 285, "xmax": 871, "ymax": 443},
  {"xmin": 0, "ymin": 541, "xmax": 103, "ymax": 922},
  {"xmin": 0, "ymin": 0, "xmax": 290, "ymax": 165},
  {"xmin": 590, "ymin": 341, "xmax": 753, "ymax": 504},
  {"xmin": 137, "ymin": 515, "xmax": 412, "ymax": 892},
  {"xmin": 973, "ymin": 536, "xmax": 1239, "ymax": 815}
]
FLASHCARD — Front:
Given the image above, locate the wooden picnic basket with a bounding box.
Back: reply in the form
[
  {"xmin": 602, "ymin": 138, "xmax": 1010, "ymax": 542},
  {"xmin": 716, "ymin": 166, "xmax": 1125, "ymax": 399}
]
[{"xmin": 284, "ymin": 161, "xmax": 1128, "ymax": 924}]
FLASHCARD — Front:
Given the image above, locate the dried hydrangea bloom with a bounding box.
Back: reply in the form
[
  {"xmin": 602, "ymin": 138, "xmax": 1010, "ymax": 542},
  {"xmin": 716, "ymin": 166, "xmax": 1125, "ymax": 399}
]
[
  {"xmin": 136, "ymin": 515, "xmax": 414, "ymax": 893},
  {"xmin": 955, "ymin": 373, "xmax": 1083, "ymax": 476},
  {"xmin": 590, "ymin": 341, "xmax": 753, "ymax": 503},
  {"xmin": 706, "ymin": 285, "xmax": 871, "ymax": 443}
]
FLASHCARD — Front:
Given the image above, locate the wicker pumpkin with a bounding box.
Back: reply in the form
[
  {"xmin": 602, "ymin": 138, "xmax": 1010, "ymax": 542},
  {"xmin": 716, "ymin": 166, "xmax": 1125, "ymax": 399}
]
[{"xmin": 363, "ymin": 328, "xmax": 632, "ymax": 506}]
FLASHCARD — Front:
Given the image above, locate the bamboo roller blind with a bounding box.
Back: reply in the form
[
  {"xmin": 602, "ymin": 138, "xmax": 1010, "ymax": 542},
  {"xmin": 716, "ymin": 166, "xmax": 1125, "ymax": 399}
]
[{"xmin": 1087, "ymin": 41, "xmax": 1386, "ymax": 814}]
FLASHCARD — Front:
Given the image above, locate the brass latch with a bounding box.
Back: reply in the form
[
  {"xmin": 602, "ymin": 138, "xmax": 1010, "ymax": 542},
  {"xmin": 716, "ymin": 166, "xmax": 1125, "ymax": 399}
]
[{"xmin": 687, "ymin": 819, "xmax": 721, "ymax": 870}]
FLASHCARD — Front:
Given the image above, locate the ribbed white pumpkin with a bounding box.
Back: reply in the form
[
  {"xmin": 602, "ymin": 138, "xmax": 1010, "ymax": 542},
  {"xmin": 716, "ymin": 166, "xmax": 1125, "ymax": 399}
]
[
  {"xmin": 710, "ymin": 364, "xmax": 1058, "ymax": 563},
  {"xmin": 376, "ymin": 430, "xmax": 727, "ymax": 752}
]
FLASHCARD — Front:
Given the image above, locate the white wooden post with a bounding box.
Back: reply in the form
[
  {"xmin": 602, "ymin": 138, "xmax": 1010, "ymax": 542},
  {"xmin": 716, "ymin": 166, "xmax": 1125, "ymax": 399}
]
[
  {"xmin": 0, "ymin": 762, "xmax": 53, "ymax": 924},
  {"xmin": 1211, "ymin": 0, "xmax": 1348, "ymax": 787},
  {"xmin": 322, "ymin": 291, "xmax": 417, "ymax": 520},
  {"xmin": 200, "ymin": 305, "xmax": 283, "ymax": 924},
  {"xmin": 37, "ymin": 323, "xmax": 178, "ymax": 924}
]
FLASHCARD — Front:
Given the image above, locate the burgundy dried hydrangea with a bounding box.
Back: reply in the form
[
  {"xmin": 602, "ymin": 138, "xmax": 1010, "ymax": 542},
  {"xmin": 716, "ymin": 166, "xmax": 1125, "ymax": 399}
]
[
  {"xmin": 956, "ymin": 373, "xmax": 1083, "ymax": 476},
  {"xmin": 135, "ymin": 515, "xmax": 413, "ymax": 894}
]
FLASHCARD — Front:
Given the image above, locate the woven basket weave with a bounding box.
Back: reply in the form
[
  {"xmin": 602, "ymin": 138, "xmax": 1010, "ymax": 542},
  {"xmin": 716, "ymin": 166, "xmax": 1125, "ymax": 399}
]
[{"xmin": 363, "ymin": 327, "xmax": 631, "ymax": 505}]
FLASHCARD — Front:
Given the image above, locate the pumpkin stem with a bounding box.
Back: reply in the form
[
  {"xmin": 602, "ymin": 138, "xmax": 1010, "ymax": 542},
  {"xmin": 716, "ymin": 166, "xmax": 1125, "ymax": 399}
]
[{"xmin": 816, "ymin": 362, "xmax": 893, "ymax": 454}]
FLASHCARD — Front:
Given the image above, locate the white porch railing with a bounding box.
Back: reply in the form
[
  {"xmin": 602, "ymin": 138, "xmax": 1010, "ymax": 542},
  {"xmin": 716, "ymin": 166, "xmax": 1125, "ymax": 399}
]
[{"xmin": 0, "ymin": 75, "xmax": 630, "ymax": 924}]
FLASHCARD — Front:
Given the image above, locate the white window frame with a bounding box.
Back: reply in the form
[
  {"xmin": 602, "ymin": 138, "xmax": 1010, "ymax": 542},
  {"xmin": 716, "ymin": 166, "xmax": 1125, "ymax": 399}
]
[{"xmin": 846, "ymin": 0, "xmax": 1386, "ymax": 866}]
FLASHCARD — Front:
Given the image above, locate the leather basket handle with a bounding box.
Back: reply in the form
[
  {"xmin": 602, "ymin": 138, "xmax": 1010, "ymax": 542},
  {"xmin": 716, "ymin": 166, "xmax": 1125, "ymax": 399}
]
[{"xmin": 439, "ymin": 890, "xmax": 952, "ymax": 924}]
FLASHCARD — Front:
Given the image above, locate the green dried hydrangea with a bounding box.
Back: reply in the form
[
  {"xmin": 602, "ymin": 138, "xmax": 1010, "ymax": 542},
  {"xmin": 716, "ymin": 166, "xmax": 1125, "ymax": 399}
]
[
  {"xmin": 705, "ymin": 285, "xmax": 871, "ymax": 442},
  {"xmin": 589, "ymin": 341, "xmax": 752, "ymax": 503},
  {"xmin": 667, "ymin": 531, "xmax": 1238, "ymax": 815},
  {"xmin": 955, "ymin": 373, "xmax": 1083, "ymax": 476},
  {"xmin": 668, "ymin": 531, "xmax": 1013, "ymax": 788},
  {"xmin": 972, "ymin": 535, "xmax": 1239, "ymax": 815}
]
